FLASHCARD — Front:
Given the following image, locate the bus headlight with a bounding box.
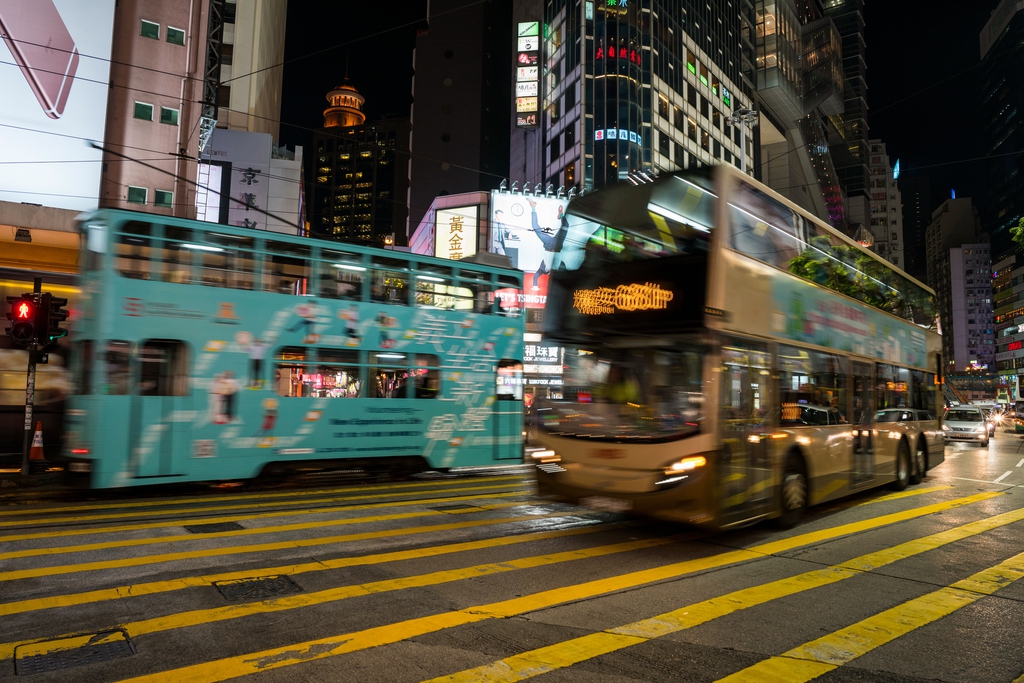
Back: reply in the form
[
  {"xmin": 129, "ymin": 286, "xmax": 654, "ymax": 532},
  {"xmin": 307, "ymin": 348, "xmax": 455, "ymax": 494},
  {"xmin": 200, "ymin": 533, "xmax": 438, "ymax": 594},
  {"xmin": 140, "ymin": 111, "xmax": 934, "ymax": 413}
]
[{"xmin": 662, "ymin": 455, "xmax": 707, "ymax": 476}]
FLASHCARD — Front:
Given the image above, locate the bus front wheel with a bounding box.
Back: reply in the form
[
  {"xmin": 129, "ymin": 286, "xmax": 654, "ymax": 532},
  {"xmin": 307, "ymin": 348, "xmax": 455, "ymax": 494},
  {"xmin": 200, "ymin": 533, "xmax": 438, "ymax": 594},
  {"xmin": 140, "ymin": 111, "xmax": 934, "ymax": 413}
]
[
  {"xmin": 891, "ymin": 441, "xmax": 910, "ymax": 491},
  {"xmin": 775, "ymin": 453, "xmax": 807, "ymax": 529}
]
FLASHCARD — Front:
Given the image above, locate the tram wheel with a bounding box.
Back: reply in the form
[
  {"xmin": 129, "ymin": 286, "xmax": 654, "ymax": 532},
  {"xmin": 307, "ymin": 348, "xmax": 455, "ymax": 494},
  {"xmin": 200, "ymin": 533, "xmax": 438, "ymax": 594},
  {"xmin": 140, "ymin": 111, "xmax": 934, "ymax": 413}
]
[
  {"xmin": 909, "ymin": 441, "xmax": 926, "ymax": 485},
  {"xmin": 774, "ymin": 453, "xmax": 807, "ymax": 529},
  {"xmin": 891, "ymin": 441, "xmax": 910, "ymax": 491}
]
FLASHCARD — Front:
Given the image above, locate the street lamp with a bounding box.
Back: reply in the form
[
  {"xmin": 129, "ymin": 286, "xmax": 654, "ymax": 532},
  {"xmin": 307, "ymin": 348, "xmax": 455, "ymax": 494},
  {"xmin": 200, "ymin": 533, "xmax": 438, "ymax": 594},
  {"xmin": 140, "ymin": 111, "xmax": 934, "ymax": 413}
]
[{"xmin": 726, "ymin": 108, "xmax": 758, "ymax": 175}]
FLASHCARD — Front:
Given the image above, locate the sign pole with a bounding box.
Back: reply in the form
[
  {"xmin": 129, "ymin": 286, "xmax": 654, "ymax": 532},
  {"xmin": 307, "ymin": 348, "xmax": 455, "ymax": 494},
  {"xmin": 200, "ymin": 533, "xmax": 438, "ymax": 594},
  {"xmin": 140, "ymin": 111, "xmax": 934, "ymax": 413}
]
[{"xmin": 20, "ymin": 277, "xmax": 41, "ymax": 476}]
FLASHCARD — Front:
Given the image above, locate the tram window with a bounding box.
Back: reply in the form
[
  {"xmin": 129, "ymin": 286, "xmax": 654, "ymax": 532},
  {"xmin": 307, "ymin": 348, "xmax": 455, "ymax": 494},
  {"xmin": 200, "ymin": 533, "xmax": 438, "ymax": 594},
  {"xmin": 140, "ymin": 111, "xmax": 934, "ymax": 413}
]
[
  {"xmin": 77, "ymin": 340, "xmax": 94, "ymax": 395},
  {"xmin": 371, "ymin": 258, "xmax": 409, "ymax": 304},
  {"xmin": 103, "ymin": 341, "xmax": 131, "ymax": 395},
  {"xmin": 320, "ymin": 251, "xmax": 364, "ymax": 299},
  {"xmin": 160, "ymin": 226, "xmax": 194, "ymax": 284},
  {"xmin": 274, "ymin": 346, "xmax": 311, "ymax": 397},
  {"xmin": 460, "ymin": 271, "xmax": 494, "ymax": 314},
  {"xmin": 317, "ymin": 349, "xmax": 362, "ymax": 398},
  {"xmin": 84, "ymin": 223, "xmax": 105, "ymax": 272},
  {"xmin": 495, "ymin": 276, "xmax": 523, "ymax": 318},
  {"xmin": 875, "ymin": 364, "xmax": 909, "ymax": 410},
  {"xmin": 413, "ymin": 354, "xmax": 440, "ymax": 398},
  {"xmin": 200, "ymin": 233, "xmax": 255, "ymax": 290},
  {"xmin": 138, "ymin": 340, "xmax": 188, "ymax": 396},
  {"xmin": 264, "ymin": 241, "xmax": 311, "ymax": 295},
  {"xmin": 415, "ymin": 267, "xmax": 472, "ymax": 310},
  {"xmin": 114, "ymin": 221, "xmax": 154, "ymax": 279},
  {"xmin": 370, "ymin": 351, "xmax": 409, "ymax": 398},
  {"xmin": 497, "ymin": 359, "xmax": 523, "ymax": 400}
]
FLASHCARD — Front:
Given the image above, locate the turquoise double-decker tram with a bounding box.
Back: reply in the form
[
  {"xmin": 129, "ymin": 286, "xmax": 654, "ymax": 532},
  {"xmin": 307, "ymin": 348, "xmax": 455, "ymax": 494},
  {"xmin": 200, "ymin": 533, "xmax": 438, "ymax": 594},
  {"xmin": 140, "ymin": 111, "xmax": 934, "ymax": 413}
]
[{"xmin": 65, "ymin": 210, "xmax": 525, "ymax": 488}]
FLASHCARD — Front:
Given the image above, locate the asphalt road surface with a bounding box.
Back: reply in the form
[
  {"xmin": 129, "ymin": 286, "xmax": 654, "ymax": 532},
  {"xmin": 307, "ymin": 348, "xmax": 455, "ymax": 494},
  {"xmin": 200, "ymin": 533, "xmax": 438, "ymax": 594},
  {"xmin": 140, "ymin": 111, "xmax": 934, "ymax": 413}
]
[{"xmin": 3, "ymin": 434, "xmax": 1024, "ymax": 683}]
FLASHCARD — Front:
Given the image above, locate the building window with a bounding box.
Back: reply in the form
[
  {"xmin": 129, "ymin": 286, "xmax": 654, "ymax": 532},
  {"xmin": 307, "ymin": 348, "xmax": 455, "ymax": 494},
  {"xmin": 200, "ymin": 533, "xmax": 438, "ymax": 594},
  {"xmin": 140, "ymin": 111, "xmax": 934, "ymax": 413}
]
[
  {"xmin": 160, "ymin": 107, "xmax": 179, "ymax": 126},
  {"xmin": 166, "ymin": 26, "xmax": 185, "ymax": 45},
  {"xmin": 674, "ymin": 105, "xmax": 684, "ymax": 131},
  {"xmin": 566, "ymin": 160, "xmax": 576, "ymax": 185},
  {"xmin": 224, "ymin": 2, "xmax": 237, "ymax": 23},
  {"xmin": 127, "ymin": 186, "xmax": 147, "ymax": 205},
  {"xmin": 133, "ymin": 102, "xmax": 154, "ymax": 121},
  {"xmin": 140, "ymin": 20, "xmax": 160, "ymax": 40},
  {"xmin": 659, "ymin": 129, "xmax": 670, "ymax": 157},
  {"xmin": 688, "ymin": 117, "xmax": 697, "ymax": 142},
  {"xmin": 658, "ymin": 94, "xmax": 669, "ymax": 118},
  {"xmin": 155, "ymin": 190, "xmax": 173, "ymax": 208},
  {"xmin": 221, "ymin": 44, "xmax": 234, "ymax": 65}
]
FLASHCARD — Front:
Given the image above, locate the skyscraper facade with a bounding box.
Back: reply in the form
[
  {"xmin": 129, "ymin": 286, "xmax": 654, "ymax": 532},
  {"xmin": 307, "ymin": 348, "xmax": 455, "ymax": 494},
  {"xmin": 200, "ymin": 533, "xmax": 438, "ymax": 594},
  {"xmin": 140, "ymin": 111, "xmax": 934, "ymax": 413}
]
[
  {"xmin": 510, "ymin": 0, "xmax": 754, "ymax": 192},
  {"xmin": 981, "ymin": 0, "xmax": 1024, "ymax": 258},
  {"xmin": 898, "ymin": 175, "xmax": 931, "ymax": 281},
  {"xmin": 866, "ymin": 140, "xmax": 903, "ymax": 268}
]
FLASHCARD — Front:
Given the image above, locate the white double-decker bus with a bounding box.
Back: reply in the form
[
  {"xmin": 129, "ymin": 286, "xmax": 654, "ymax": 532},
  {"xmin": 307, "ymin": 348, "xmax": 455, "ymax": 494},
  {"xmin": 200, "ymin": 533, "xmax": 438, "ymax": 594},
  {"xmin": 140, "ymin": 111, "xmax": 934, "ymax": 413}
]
[{"xmin": 531, "ymin": 165, "xmax": 944, "ymax": 529}]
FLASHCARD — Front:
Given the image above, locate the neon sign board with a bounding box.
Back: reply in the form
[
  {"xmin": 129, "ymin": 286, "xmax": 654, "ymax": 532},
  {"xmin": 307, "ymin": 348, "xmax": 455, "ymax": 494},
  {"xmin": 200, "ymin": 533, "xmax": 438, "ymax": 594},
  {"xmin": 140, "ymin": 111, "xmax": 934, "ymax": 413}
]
[
  {"xmin": 515, "ymin": 21, "xmax": 540, "ymax": 127},
  {"xmin": 1008, "ymin": 340, "xmax": 1023, "ymax": 352},
  {"xmin": 595, "ymin": 45, "xmax": 641, "ymax": 65},
  {"xmin": 573, "ymin": 283, "xmax": 674, "ymax": 315}
]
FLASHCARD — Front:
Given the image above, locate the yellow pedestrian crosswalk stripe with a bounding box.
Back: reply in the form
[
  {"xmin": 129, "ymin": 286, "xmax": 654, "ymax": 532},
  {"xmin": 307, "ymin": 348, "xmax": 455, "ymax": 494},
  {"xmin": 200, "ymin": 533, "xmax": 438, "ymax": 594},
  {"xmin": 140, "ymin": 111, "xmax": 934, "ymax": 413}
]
[
  {"xmin": 0, "ymin": 481, "xmax": 529, "ymax": 533},
  {"xmin": 0, "ymin": 534, "xmax": 691, "ymax": 660},
  {"xmin": 0, "ymin": 490, "xmax": 530, "ymax": 557},
  {"xmin": 420, "ymin": 504, "xmax": 1024, "ymax": 682},
  {"xmin": 717, "ymin": 550, "xmax": 1024, "ymax": 682},
  {"xmin": 0, "ymin": 501, "xmax": 545, "ymax": 583},
  {"xmin": 109, "ymin": 491, "xmax": 1001, "ymax": 683},
  {"xmin": 0, "ymin": 474, "xmax": 526, "ymax": 518},
  {"xmin": 0, "ymin": 513, "xmax": 607, "ymax": 617}
]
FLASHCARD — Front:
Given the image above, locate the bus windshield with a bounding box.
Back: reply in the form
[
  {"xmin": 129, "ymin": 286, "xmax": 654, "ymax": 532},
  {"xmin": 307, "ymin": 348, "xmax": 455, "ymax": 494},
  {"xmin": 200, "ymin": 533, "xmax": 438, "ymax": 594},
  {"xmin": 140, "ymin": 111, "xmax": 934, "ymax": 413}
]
[{"xmin": 536, "ymin": 342, "xmax": 705, "ymax": 441}]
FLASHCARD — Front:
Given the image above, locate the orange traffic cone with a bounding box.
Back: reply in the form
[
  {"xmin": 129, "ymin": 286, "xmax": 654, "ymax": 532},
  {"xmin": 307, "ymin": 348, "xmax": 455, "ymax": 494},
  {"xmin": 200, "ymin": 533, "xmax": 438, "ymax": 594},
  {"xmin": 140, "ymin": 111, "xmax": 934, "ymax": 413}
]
[{"xmin": 29, "ymin": 421, "xmax": 47, "ymax": 474}]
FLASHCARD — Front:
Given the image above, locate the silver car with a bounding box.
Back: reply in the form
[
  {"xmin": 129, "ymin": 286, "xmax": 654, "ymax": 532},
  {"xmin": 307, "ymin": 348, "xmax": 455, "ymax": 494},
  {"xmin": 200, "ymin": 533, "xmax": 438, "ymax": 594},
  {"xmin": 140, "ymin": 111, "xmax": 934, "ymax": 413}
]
[{"xmin": 943, "ymin": 407, "xmax": 989, "ymax": 446}]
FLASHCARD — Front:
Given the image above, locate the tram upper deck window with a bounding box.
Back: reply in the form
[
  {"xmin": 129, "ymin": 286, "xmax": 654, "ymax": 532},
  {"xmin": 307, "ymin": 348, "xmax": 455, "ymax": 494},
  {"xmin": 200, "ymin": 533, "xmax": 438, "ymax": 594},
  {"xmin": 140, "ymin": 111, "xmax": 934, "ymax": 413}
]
[
  {"xmin": 371, "ymin": 257, "xmax": 409, "ymax": 305},
  {"xmin": 160, "ymin": 226, "xmax": 194, "ymax": 284},
  {"xmin": 198, "ymin": 233, "xmax": 256, "ymax": 290},
  {"xmin": 416, "ymin": 266, "xmax": 471, "ymax": 310},
  {"xmin": 460, "ymin": 270, "xmax": 494, "ymax": 314},
  {"xmin": 320, "ymin": 250, "xmax": 365, "ymax": 300},
  {"xmin": 114, "ymin": 221, "xmax": 154, "ymax": 279},
  {"xmin": 83, "ymin": 223, "xmax": 105, "ymax": 272},
  {"xmin": 496, "ymin": 275, "xmax": 523, "ymax": 318},
  {"xmin": 264, "ymin": 241, "xmax": 310, "ymax": 295}
]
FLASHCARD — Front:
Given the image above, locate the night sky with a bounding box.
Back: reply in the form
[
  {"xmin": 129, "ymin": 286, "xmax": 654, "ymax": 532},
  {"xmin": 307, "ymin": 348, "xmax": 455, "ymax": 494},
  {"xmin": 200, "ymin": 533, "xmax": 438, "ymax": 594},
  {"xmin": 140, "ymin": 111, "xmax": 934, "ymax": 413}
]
[{"xmin": 279, "ymin": 1, "xmax": 998, "ymax": 222}]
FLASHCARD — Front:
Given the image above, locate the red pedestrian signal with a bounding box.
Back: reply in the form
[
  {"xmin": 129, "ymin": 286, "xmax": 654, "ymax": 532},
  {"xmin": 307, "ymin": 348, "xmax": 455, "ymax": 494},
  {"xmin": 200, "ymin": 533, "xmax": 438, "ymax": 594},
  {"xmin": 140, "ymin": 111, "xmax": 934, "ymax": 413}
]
[{"xmin": 6, "ymin": 295, "xmax": 37, "ymax": 345}]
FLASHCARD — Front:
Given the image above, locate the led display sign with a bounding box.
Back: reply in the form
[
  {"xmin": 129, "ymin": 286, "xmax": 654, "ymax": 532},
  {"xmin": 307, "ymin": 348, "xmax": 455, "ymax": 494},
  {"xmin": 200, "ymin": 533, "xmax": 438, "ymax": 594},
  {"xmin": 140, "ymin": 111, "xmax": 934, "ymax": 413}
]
[
  {"xmin": 1009, "ymin": 340, "xmax": 1023, "ymax": 352},
  {"xmin": 572, "ymin": 283, "xmax": 675, "ymax": 315}
]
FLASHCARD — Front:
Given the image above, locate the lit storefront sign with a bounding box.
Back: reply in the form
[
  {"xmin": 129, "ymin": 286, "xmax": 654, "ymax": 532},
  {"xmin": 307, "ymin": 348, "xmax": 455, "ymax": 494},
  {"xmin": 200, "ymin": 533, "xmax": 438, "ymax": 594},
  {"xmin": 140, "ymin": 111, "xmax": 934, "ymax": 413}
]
[
  {"xmin": 594, "ymin": 128, "xmax": 642, "ymax": 143},
  {"xmin": 435, "ymin": 206, "xmax": 478, "ymax": 260},
  {"xmin": 514, "ymin": 21, "xmax": 539, "ymax": 128},
  {"xmin": 573, "ymin": 283, "xmax": 675, "ymax": 315},
  {"xmin": 524, "ymin": 344, "xmax": 563, "ymax": 375},
  {"xmin": 594, "ymin": 45, "xmax": 641, "ymax": 65}
]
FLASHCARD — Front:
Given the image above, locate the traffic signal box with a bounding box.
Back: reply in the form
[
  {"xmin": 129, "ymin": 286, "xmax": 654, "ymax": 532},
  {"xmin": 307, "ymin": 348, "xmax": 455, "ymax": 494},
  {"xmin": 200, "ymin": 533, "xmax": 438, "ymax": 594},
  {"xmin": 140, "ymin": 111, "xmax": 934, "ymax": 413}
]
[
  {"xmin": 5, "ymin": 293, "xmax": 67, "ymax": 347},
  {"xmin": 6, "ymin": 295, "xmax": 36, "ymax": 345}
]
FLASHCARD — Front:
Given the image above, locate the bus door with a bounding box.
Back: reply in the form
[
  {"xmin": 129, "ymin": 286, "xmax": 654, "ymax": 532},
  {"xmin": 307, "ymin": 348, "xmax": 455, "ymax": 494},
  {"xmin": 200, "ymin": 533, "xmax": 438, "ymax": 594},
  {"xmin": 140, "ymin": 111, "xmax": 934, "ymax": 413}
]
[
  {"xmin": 493, "ymin": 360, "xmax": 524, "ymax": 460},
  {"xmin": 130, "ymin": 340, "xmax": 190, "ymax": 478},
  {"xmin": 717, "ymin": 339, "xmax": 773, "ymax": 524}
]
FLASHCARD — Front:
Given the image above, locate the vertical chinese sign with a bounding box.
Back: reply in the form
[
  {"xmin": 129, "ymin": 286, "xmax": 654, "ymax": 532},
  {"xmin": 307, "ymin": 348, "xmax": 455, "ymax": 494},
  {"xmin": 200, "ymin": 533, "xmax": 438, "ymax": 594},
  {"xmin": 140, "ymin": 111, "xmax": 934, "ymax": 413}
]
[
  {"xmin": 435, "ymin": 206, "xmax": 479, "ymax": 261},
  {"xmin": 515, "ymin": 20, "xmax": 540, "ymax": 128}
]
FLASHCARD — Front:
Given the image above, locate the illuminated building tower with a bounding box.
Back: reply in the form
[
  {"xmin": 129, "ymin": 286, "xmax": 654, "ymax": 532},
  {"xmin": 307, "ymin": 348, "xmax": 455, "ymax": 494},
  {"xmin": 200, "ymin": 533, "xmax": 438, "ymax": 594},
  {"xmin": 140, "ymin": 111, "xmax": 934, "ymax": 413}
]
[
  {"xmin": 309, "ymin": 82, "xmax": 411, "ymax": 245},
  {"xmin": 509, "ymin": 0, "xmax": 755, "ymax": 192}
]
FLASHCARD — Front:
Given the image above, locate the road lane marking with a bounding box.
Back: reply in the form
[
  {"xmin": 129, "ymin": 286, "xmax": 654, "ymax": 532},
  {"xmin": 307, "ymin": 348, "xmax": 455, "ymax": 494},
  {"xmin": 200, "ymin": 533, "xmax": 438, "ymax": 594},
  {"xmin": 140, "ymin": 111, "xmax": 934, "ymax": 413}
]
[
  {"xmin": 0, "ymin": 481, "xmax": 530, "ymax": 531},
  {"xmin": 0, "ymin": 513, "xmax": 607, "ymax": 617},
  {"xmin": 0, "ymin": 535, "xmax": 696, "ymax": 660},
  {"xmin": 1017, "ymin": 458, "xmax": 1024, "ymax": 468},
  {"xmin": 995, "ymin": 471, "xmax": 1014, "ymax": 483},
  {"xmin": 0, "ymin": 475, "xmax": 527, "ymax": 518},
  {"xmin": 716, "ymin": 550, "xmax": 1024, "ymax": 682},
  {"xmin": 109, "ymin": 491, "xmax": 1002, "ymax": 683},
  {"xmin": 0, "ymin": 501, "xmax": 549, "ymax": 582},
  {"xmin": 0, "ymin": 470, "xmax": 929, "ymax": 619},
  {"xmin": 420, "ymin": 504, "xmax": 1024, "ymax": 683},
  {"xmin": 0, "ymin": 488, "xmax": 531, "ymax": 551},
  {"xmin": 850, "ymin": 485, "xmax": 950, "ymax": 506}
]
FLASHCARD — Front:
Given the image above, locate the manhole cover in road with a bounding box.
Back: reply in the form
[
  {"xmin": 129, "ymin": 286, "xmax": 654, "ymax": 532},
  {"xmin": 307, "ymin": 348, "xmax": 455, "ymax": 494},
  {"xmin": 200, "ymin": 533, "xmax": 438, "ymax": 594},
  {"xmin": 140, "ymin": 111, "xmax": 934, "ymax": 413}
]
[
  {"xmin": 183, "ymin": 521, "xmax": 245, "ymax": 533},
  {"xmin": 14, "ymin": 630, "xmax": 135, "ymax": 676},
  {"xmin": 214, "ymin": 575, "xmax": 303, "ymax": 601},
  {"xmin": 430, "ymin": 503, "xmax": 483, "ymax": 513}
]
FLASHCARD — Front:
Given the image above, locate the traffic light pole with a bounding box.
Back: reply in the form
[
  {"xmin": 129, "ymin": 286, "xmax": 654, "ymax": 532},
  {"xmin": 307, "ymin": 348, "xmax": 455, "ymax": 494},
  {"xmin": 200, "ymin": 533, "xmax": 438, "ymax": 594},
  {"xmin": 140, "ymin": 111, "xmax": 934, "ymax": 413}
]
[{"xmin": 20, "ymin": 277, "xmax": 41, "ymax": 476}]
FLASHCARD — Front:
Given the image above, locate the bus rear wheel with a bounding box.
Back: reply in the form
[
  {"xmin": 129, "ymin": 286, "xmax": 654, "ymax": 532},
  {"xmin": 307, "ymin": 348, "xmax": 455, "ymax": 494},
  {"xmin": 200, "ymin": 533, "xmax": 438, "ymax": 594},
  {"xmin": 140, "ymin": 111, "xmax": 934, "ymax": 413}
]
[
  {"xmin": 775, "ymin": 453, "xmax": 807, "ymax": 529},
  {"xmin": 891, "ymin": 441, "xmax": 910, "ymax": 491}
]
